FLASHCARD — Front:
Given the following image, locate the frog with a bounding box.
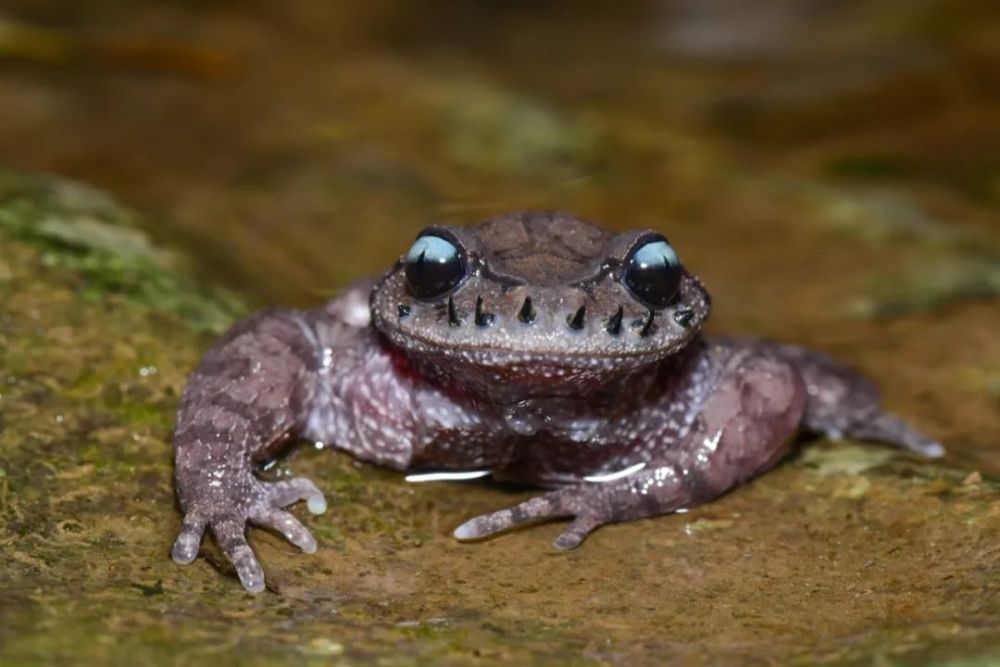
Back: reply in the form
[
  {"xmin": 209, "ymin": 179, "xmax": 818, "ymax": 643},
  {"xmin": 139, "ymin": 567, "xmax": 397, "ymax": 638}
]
[{"xmin": 170, "ymin": 210, "xmax": 943, "ymax": 593}]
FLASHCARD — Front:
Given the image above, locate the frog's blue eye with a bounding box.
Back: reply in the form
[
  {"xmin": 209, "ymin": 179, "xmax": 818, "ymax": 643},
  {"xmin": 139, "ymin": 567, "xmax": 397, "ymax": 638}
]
[
  {"xmin": 404, "ymin": 234, "xmax": 466, "ymax": 300},
  {"xmin": 623, "ymin": 237, "xmax": 682, "ymax": 308}
]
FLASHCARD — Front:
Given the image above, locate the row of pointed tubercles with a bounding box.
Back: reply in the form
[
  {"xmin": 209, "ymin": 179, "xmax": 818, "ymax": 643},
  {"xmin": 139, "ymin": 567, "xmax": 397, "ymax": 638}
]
[{"xmin": 399, "ymin": 295, "xmax": 696, "ymax": 337}]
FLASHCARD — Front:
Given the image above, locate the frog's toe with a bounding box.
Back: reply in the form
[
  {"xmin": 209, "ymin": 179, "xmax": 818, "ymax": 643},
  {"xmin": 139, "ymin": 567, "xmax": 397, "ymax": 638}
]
[
  {"xmin": 212, "ymin": 515, "xmax": 266, "ymax": 593},
  {"xmin": 171, "ymin": 512, "xmax": 207, "ymax": 564},
  {"xmin": 453, "ymin": 494, "xmax": 570, "ymax": 540},
  {"xmin": 251, "ymin": 507, "xmax": 317, "ymax": 554},
  {"xmin": 265, "ymin": 477, "xmax": 327, "ymax": 515},
  {"xmin": 552, "ymin": 513, "xmax": 605, "ymax": 551}
]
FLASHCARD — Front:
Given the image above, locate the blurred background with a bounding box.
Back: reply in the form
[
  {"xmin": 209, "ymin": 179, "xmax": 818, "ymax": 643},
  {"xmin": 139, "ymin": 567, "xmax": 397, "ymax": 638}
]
[
  {"xmin": 1, "ymin": 3, "xmax": 998, "ymax": 665},
  {"xmin": 0, "ymin": 1, "xmax": 995, "ymax": 296},
  {"xmin": 3, "ymin": 0, "xmax": 996, "ymax": 459}
]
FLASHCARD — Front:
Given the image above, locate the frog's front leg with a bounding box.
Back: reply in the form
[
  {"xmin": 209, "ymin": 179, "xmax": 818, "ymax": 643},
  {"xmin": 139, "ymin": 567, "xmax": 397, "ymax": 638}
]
[
  {"xmin": 171, "ymin": 284, "xmax": 394, "ymax": 592},
  {"xmin": 454, "ymin": 351, "xmax": 807, "ymax": 549},
  {"xmin": 170, "ymin": 306, "xmax": 334, "ymax": 591}
]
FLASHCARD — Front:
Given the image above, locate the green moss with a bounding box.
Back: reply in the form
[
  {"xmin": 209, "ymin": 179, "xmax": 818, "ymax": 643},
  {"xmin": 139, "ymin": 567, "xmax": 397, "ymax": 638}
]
[
  {"xmin": 847, "ymin": 255, "xmax": 1000, "ymax": 319},
  {"xmin": 438, "ymin": 81, "xmax": 599, "ymax": 174},
  {"xmin": 798, "ymin": 442, "xmax": 895, "ymax": 476},
  {"xmin": 825, "ymin": 155, "xmax": 913, "ymax": 180},
  {"xmin": 0, "ymin": 169, "xmax": 245, "ymax": 333}
]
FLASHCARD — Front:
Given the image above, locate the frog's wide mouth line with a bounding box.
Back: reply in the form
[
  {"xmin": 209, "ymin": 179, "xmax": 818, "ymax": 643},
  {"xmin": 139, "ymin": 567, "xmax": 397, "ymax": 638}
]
[{"xmin": 382, "ymin": 324, "xmax": 694, "ymax": 367}]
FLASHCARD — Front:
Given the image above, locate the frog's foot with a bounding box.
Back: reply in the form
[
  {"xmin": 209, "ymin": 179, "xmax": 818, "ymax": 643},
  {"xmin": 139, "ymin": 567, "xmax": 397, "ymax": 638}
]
[
  {"xmin": 453, "ymin": 487, "xmax": 611, "ymax": 551},
  {"xmin": 846, "ymin": 411, "xmax": 945, "ymax": 458},
  {"xmin": 171, "ymin": 476, "xmax": 326, "ymax": 593}
]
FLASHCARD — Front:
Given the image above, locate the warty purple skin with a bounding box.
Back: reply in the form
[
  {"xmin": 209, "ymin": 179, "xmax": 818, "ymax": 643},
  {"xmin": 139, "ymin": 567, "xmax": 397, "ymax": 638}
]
[{"xmin": 171, "ymin": 210, "xmax": 944, "ymax": 593}]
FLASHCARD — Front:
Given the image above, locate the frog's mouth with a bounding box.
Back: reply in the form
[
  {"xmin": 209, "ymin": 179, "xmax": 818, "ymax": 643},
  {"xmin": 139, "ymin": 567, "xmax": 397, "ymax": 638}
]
[
  {"xmin": 394, "ymin": 332, "xmax": 694, "ymax": 368},
  {"xmin": 387, "ymin": 335, "xmax": 699, "ymax": 403},
  {"xmin": 370, "ymin": 265, "xmax": 711, "ymax": 397}
]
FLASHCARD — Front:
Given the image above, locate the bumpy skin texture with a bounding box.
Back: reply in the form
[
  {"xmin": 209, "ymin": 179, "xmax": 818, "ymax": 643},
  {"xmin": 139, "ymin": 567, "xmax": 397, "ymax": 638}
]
[{"xmin": 172, "ymin": 211, "xmax": 943, "ymax": 592}]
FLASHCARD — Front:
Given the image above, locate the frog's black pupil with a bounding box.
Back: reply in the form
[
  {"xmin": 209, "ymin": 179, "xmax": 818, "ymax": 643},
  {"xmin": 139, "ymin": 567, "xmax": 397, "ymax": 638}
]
[
  {"xmin": 404, "ymin": 235, "xmax": 466, "ymax": 300},
  {"xmin": 623, "ymin": 238, "xmax": 682, "ymax": 308}
]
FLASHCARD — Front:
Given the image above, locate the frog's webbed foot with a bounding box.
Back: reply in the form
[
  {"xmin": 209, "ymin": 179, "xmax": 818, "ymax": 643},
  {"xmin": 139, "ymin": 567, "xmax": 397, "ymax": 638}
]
[
  {"xmin": 171, "ymin": 476, "xmax": 327, "ymax": 593},
  {"xmin": 453, "ymin": 487, "xmax": 614, "ymax": 551}
]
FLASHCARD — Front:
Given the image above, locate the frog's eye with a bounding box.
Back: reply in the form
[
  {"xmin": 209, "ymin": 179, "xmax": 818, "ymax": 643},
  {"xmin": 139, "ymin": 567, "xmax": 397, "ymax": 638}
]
[
  {"xmin": 622, "ymin": 236, "xmax": 682, "ymax": 308},
  {"xmin": 404, "ymin": 234, "xmax": 467, "ymax": 300}
]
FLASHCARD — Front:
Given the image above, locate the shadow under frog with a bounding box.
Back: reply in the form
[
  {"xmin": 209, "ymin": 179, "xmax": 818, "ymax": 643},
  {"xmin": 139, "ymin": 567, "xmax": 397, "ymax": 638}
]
[{"xmin": 169, "ymin": 210, "xmax": 942, "ymax": 593}]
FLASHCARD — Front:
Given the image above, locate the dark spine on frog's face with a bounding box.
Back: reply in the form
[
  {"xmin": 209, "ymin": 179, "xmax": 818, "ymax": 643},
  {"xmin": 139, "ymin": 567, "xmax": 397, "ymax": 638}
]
[
  {"xmin": 517, "ymin": 296, "xmax": 536, "ymax": 324},
  {"xmin": 605, "ymin": 306, "xmax": 624, "ymax": 335},
  {"xmin": 567, "ymin": 303, "xmax": 586, "ymax": 331}
]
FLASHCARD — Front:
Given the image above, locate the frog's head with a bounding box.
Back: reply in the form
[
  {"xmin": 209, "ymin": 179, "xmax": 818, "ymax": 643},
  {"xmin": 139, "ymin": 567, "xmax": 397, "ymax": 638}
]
[{"xmin": 370, "ymin": 210, "xmax": 710, "ymax": 401}]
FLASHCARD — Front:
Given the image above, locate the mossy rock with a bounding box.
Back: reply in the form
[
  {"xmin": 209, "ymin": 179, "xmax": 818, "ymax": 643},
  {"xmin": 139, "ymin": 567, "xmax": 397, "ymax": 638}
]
[
  {"xmin": 0, "ymin": 169, "xmax": 244, "ymax": 334},
  {"xmin": 0, "ymin": 171, "xmax": 998, "ymax": 666}
]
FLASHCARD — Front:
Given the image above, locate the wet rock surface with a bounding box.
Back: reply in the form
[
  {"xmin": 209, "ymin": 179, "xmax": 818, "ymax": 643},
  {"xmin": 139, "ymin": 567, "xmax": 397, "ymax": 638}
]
[
  {"xmin": 0, "ymin": 175, "xmax": 997, "ymax": 665},
  {"xmin": 0, "ymin": 1, "xmax": 998, "ymax": 664}
]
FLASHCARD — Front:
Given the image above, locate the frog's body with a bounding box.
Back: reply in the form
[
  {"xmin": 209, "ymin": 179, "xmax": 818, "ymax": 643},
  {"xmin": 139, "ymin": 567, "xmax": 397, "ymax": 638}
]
[{"xmin": 171, "ymin": 211, "xmax": 942, "ymax": 592}]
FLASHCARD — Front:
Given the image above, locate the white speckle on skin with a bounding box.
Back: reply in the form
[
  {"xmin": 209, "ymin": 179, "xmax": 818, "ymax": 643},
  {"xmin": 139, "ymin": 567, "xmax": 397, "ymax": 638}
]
[{"xmin": 704, "ymin": 429, "xmax": 722, "ymax": 453}]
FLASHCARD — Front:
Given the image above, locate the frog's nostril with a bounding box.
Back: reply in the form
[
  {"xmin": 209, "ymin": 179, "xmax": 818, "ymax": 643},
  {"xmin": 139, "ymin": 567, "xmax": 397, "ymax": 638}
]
[
  {"xmin": 567, "ymin": 304, "xmax": 586, "ymax": 331},
  {"xmin": 397, "ymin": 304, "xmax": 411, "ymax": 319},
  {"xmin": 517, "ymin": 296, "xmax": 536, "ymax": 324},
  {"xmin": 448, "ymin": 296, "xmax": 461, "ymax": 327},
  {"xmin": 605, "ymin": 306, "xmax": 624, "ymax": 335},
  {"xmin": 474, "ymin": 296, "xmax": 495, "ymax": 327}
]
